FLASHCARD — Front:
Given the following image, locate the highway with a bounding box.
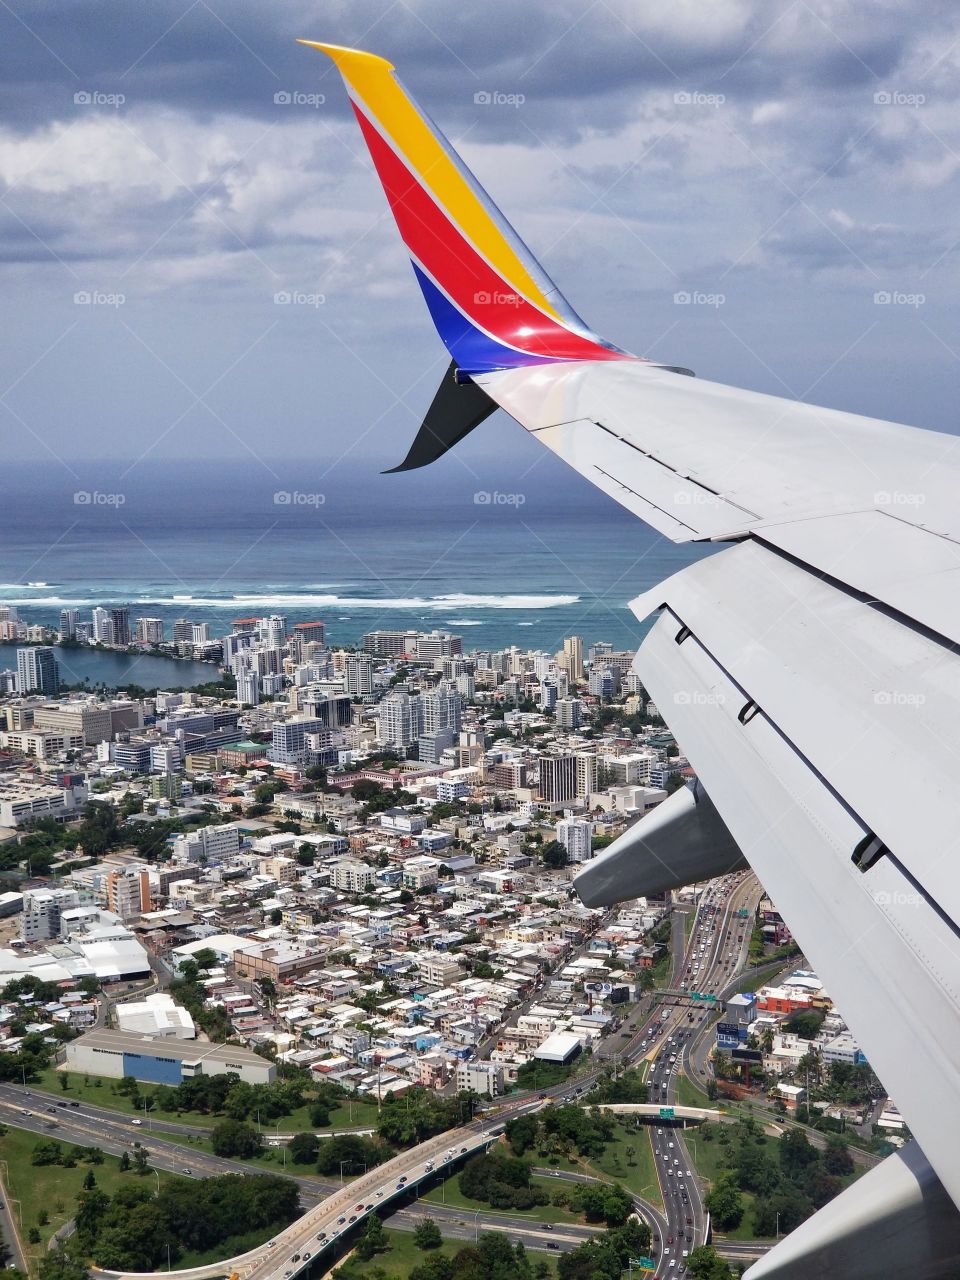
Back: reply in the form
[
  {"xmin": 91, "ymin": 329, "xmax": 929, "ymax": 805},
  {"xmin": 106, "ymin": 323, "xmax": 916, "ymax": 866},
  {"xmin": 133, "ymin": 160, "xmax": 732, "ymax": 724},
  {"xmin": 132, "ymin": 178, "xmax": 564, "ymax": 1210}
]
[{"xmin": 7, "ymin": 873, "xmax": 773, "ymax": 1279}]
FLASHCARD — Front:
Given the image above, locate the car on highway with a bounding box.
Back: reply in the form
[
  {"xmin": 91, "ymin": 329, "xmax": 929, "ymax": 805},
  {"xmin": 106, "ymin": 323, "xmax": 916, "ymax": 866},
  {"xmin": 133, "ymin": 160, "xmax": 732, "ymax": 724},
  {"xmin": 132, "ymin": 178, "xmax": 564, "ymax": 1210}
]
[
  {"xmin": 302, "ymin": 1252, "xmax": 311, "ymax": 1261},
  {"xmin": 547, "ymin": 1243, "xmax": 560, "ymax": 1250},
  {"xmin": 131, "ymin": 1118, "xmax": 142, "ymax": 1126},
  {"xmin": 355, "ymin": 1203, "xmax": 364, "ymax": 1211},
  {"xmin": 181, "ymin": 1167, "xmax": 192, "ymax": 1175},
  {"xmin": 316, "ymin": 1232, "xmax": 326, "ymax": 1241},
  {"xmin": 348, "ymin": 1215, "xmax": 357, "ymax": 1224},
  {"xmin": 337, "ymin": 1216, "xmax": 346, "ymax": 1225}
]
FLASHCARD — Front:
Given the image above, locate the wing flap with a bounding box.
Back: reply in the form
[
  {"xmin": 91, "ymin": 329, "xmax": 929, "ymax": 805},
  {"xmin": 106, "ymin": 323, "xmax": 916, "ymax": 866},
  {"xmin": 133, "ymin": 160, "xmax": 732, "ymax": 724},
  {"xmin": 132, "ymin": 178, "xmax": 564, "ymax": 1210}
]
[{"xmin": 635, "ymin": 583, "xmax": 960, "ymax": 1209}]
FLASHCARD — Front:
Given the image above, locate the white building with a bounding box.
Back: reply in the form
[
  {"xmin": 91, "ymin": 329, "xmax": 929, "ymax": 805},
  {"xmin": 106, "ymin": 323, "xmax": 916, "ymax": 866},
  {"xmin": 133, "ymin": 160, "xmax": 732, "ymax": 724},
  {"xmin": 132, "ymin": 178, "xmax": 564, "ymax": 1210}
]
[
  {"xmin": 557, "ymin": 816, "xmax": 592, "ymax": 863},
  {"xmin": 455, "ymin": 1060, "xmax": 504, "ymax": 1097},
  {"xmin": 115, "ymin": 992, "xmax": 195, "ymax": 1039}
]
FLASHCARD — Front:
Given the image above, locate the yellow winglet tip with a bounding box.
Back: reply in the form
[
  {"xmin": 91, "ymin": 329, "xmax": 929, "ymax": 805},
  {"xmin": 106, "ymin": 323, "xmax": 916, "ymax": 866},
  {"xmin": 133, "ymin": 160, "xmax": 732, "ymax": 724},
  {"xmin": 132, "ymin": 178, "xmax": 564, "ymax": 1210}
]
[{"xmin": 295, "ymin": 40, "xmax": 395, "ymax": 73}]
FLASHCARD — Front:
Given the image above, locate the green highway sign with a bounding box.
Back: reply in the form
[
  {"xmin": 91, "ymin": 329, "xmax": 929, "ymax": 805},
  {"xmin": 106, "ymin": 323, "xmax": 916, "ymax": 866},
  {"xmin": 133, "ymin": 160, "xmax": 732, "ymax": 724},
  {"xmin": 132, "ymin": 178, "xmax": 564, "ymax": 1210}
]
[
  {"xmin": 659, "ymin": 1106, "xmax": 675, "ymax": 1119},
  {"xmin": 634, "ymin": 1258, "xmax": 656, "ymax": 1271}
]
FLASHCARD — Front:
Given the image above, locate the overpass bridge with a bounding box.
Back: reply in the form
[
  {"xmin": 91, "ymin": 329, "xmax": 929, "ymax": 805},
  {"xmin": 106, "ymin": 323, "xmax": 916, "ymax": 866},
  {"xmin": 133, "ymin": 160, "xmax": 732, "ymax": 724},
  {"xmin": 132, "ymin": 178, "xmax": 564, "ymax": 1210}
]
[
  {"xmin": 596, "ymin": 1103, "xmax": 721, "ymax": 1124},
  {"xmin": 100, "ymin": 1122, "xmax": 499, "ymax": 1280}
]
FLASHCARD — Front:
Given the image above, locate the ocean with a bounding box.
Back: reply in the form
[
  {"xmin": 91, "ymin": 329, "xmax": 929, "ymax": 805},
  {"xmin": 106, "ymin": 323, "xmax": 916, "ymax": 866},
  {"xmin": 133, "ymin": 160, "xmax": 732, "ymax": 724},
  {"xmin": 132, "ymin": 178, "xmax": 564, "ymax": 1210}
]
[{"xmin": 0, "ymin": 457, "xmax": 711, "ymax": 657}]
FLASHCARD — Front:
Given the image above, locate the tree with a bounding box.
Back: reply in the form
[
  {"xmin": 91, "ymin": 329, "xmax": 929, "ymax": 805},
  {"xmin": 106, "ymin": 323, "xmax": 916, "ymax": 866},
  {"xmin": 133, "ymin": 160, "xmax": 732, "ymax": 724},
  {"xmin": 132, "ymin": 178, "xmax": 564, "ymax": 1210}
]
[
  {"xmin": 356, "ymin": 1213, "xmax": 387, "ymax": 1260},
  {"xmin": 119, "ymin": 1151, "xmax": 130, "ymax": 1172},
  {"xmin": 83, "ymin": 1169, "xmax": 97, "ymax": 1190},
  {"xmin": 779, "ymin": 1128, "xmax": 818, "ymax": 1179},
  {"xmin": 686, "ymin": 1245, "xmax": 734, "ymax": 1279},
  {"xmin": 269, "ymin": 908, "xmax": 283, "ymax": 926},
  {"xmin": 704, "ymin": 1172, "xmax": 744, "ymax": 1230},
  {"xmin": 414, "ymin": 1218, "xmax": 443, "ymax": 1250},
  {"xmin": 38, "ymin": 1249, "xmax": 90, "ymax": 1280},
  {"xmin": 59, "ymin": 1073, "xmax": 70, "ymax": 1092},
  {"xmin": 210, "ymin": 1120, "xmax": 263, "ymax": 1159},
  {"xmin": 288, "ymin": 1132, "xmax": 319, "ymax": 1165},
  {"xmin": 504, "ymin": 1113, "xmax": 538, "ymax": 1157},
  {"xmin": 823, "ymin": 1138, "xmax": 854, "ymax": 1176}
]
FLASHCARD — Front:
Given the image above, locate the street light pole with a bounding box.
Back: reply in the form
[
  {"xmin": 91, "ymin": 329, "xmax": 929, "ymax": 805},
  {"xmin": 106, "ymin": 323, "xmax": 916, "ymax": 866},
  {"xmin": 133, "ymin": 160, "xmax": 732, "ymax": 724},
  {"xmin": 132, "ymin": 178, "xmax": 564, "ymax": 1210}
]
[
  {"xmin": 474, "ymin": 1207, "xmax": 482, "ymax": 1242},
  {"xmin": 153, "ymin": 1169, "xmax": 161, "ymax": 1197}
]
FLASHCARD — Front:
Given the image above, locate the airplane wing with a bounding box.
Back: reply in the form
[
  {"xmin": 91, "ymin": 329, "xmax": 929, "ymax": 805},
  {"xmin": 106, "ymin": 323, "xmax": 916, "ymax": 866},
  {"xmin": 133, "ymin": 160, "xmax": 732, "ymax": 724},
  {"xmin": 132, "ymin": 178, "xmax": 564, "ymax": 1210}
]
[{"xmin": 302, "ymin": 41, "xmax": 960, "ymax": 1278}]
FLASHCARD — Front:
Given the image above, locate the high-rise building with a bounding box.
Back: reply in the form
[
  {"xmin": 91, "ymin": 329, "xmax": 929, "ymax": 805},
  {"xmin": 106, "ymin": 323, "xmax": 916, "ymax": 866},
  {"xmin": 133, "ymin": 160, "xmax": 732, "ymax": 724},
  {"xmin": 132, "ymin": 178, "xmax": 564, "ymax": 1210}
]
[
  {"xmin": 421, "ymin": 682, "xmax": 461, "ymax": 735},
  {"xmin": 136, "ymin": 617, "xmax": 165, "ymax": 645},
  {"xmin": 104, "ymin": 868, "xmax": 150, "ymax": 920},
  {"xmin": 379, "ymin": 691, "xmax": 423, "ymax": 749},
  {"xmin": 17, "ymin": 647, "xmax": 59, "ymax": 696},
  {"xmin": 538, "ymin": 754, "xmax": 577, "ymax": 803},
  {"xmin": 345, "ymin": 652, "xmax": 374, "ymax": 697},
  {"xmin": 293, "ymin": 620, "xmax": 326, "ymax": 644},
  {"xmin": 539, "ymin": 681, "xmax": 558, "ymax": 712},
  {"xmin": 21, "ymin": 888, "xmax": 80, "ymax": 941},
  {"xmin": 589, "ymin": 666, "xmax": 618, "ymax": 698},
  {"xmin": 173, "ymin": 619, "xmax": 195, "ymax": 643},
  {"xmin": 557, "ymin": 816, "xmax": 593, "ymax": 863},
  {"xmin": 92, "ymin": 607, "xmax": 114, "ymax": 644},
  {"xmin": 191, "ymin": 622, "xmax": 210, "ymax": 645},
  {"xmin": 415, "ymin": 630, "xmax": 463, "ymax": 661},
  {"xmin": 562, "ymin": 635, "xmax": 584, "ymax": 682},
  {"xmin": 576, "ymin": 752, "xmax": 598, "ymax": 799},
  {"xmin": 258, "ymin": 615, "xmax": 288, "ymax": 648},
  {"xmin": 236, "ymin": 669, "xmax": 260, "ymax": 706},
  {"xmin": 556, "ymin": 697, "xmax": 582, "ymax": 729},
  {"xmin": 110, "ymin": 607, "xmax": 131, "ymax": 646},
  {"xmin": 59, "ymin": 609, "xmax": 80, "ymax": 641}
]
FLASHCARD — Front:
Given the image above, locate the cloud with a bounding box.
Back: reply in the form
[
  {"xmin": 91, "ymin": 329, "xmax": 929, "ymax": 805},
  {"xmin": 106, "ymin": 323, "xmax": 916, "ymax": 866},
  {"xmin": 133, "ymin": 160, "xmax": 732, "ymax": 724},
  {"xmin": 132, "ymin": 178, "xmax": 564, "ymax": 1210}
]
[{"xmin": 1, "ymin": 0, "xmax": 960, "ymax": 463}]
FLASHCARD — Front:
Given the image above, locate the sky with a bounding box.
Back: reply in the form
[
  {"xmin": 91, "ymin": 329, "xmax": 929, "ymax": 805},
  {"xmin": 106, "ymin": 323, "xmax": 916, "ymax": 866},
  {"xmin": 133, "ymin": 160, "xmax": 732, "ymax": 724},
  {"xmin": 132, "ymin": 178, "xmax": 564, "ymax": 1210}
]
[{"xmin": 2, "ymin": 0, "xmax": 960, "ymax": 481}]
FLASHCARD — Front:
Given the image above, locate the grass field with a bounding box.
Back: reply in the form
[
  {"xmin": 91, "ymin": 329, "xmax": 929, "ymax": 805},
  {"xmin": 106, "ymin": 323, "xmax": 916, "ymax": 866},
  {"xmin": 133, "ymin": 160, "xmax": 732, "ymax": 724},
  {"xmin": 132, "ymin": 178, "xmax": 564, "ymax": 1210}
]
[
  {"xmin": 675, "ymin": 1074, "xmax": 714, "ymax": 1111},
  {"xmin": 583, "ymin": 1121, "xmax": 663, "ymax": 1211},
  {"xmin": 0, "ymin": 1122, "xmax": 181, "ymax": 1271},
  {"xmin": 332, "ymin": 1228, "xmax": 559, "ymax": 1279},
  {"xmin": 32, "ymin": 1068, "xmax": 380, "ymax": 1135}
]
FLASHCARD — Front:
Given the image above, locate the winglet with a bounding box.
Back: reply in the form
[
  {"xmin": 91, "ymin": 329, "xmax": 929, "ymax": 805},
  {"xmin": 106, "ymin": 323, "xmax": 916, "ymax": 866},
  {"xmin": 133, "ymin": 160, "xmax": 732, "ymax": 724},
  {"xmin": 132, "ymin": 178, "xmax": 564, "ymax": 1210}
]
[{"xmin": 298, "ymin": 40, "xmax": 632, "ymax": 377}]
